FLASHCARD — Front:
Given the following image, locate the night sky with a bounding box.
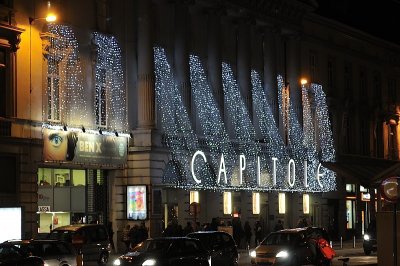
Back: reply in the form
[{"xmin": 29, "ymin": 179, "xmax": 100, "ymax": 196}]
[{"xmin": 314, "ymin": 0, "xmax": 400, "ymax": 46}]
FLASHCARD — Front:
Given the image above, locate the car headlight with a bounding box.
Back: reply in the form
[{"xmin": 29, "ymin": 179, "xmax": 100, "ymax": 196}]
[
  {"xmin": 113, "ymin": 258, "xmax": 121, "ymax": 265},
  {"xmin": 364, "ymin": 234, "xmax": 370, "ymax": 241},
  {"xmin": 142, "ymin": 259, "xmax": 156, "ymax": 266},
  {"xmin": 250, "ymin": 250, "xmax": 257, "ymax": 258},
  {"xmin": 276, "ymin": 250, "xmax": 289, "ymax": 258}
]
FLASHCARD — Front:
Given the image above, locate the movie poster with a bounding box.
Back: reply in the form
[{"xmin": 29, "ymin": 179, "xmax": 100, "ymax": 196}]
[{"xmin": 127, "ymin": 185, "xmax": 147, "ymax": 220}]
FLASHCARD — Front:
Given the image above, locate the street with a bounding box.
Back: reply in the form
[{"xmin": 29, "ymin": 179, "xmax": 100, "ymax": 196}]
[{"xmin": 103, "ymin": 244, "xmax": 377, "ymax": 266}]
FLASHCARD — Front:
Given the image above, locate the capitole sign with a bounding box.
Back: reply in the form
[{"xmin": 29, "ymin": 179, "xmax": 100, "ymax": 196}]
[{"xmin": 190, "ymin": 150, "xmax": 325, "ymax": 189}]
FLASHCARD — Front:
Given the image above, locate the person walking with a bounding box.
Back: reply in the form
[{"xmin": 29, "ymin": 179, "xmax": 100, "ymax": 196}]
[
  {"xmin": 254, "ymin": 221, "xmax": 263, "ymax": 246},
  {"xmin": 273, "ymin": 220, "xmax": 284, "ymax": 232},
  {"xmin": 244, "ymin": 221, "xmax": 252, "ymax": 249},
  {"xmin": 122, "ymin": 224, "xmax": 131, "ymax": 252}
]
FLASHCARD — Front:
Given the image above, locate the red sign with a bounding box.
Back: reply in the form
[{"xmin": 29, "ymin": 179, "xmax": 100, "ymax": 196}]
[{"xmin": 381, "ymin": 177, "xmax": 400, "ymax": 203}]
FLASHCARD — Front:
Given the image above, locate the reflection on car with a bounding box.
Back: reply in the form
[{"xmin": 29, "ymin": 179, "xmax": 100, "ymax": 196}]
[
  {"xmin": 250, "ymin": 227, "xmax": 331, "ymax": 266},
  {"xmin": 113, "ymin": 237, "xmax": 210, "ymax": 266},
  {"xmin": 363, "ymin": 220, "xmax": 377, "ymax": 255},
  {"xmin": 186, "ymin": 231, "xmax": 239, "ymax": 266},
  {"xmin": 0, "ymin": 242, "xmax": 45, "ymax": 266},
  {"xmin": 4, "ymin": 239, "xmax": 77, "ymax": 266}
]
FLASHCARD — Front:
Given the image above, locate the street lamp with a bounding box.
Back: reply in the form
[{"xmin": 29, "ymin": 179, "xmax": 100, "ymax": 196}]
[{"xmin": 29, "ymin": 1, "xmax": 57, "ymax": 25}]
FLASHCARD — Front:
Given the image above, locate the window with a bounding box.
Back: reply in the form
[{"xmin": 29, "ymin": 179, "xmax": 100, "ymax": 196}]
[
  {"xmin": 346, "ymin": 199, "xmax": 355, "ymax": 229},
  {"xmin": 303, "ymin": 194, "xmax": 310, "ymax": 214},
  {"xmin": 95, "ymin": 68, "xmax": 107, "ymax": 127},
  {"xmin": 346, "ymin": 184, "xmax": 355, "ymax": 192},
  {"xmin": 47, "ymin": 55, "xmax": 60, "ymax": 121},
  {"xmin": 252, "ymin": 192, "xmax": 260, "ymax": 214},
  {"xmin": 223, "ymin": 192, "xmax": 232, "ymax": 215},
  {"xmin": 278, "ymin": 193, "xmax": 285, "ymax": 214},
  {"xmin": 190, "ymin": 191, "xmax": 199, "ymax": 204}
]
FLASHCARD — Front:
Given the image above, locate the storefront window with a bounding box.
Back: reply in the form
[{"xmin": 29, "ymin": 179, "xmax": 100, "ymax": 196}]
[
  {"xmin": 73, "ymin": 169, "xmax": 86, "ymax": 186},
  {"xmin": 346, "ymin": 199, "xmax": 355, "ymax": 229},
  {"xmin": 38, "ymin": 168, "xmax": 53, "ymax": 186},
  {"xmin": 346, "ymin": 184, "xmax": 355, "ymax": 192},
  {"xmin": 303, "ymin": 194, "xmax": 310, "ymax": 214},
  {"xmin": 252, "ymin": 192, "xmax": 260, "ymax": 214},
  {"xmin": 38, "ymin": 168, "xmax": 86, "ymax": 187},
  {"xmin": 190, "ymin": 191, "xmax": 199, "ymax": 204},
  {"xmin": 223, "ymin": 192, "xmax": 232, "ymax": 215},
  {"xmin": 54, "ymin": 169, "xmax": 70, "ymax": 186},
  {"xmin": 278, "ymin": 193, "xmax": 286, "ymax": 214}
]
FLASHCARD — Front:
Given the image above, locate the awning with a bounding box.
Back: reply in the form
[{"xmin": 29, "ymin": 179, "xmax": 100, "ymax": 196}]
[{"xmin": 322, "ymin": 154, "xmax": 400, "ymax": 188}]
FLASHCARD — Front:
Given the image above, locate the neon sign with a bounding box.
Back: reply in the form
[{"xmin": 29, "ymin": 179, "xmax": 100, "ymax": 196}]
[{"xmin": 191, "ymin": 150, "xmax": 325, "ymax": 189}]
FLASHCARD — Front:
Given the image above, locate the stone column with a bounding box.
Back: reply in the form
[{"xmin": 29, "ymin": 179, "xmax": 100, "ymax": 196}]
[
  {"xmin": 263, "ymin": 27, "xmax": 279, "ymax": 125},
  {"xmin": 137, "ymin": 0, "xmax": 155, "ymax": 130},
  {"xmin": 237, "ymin": 20, "xmax": 252, "ymax": 119},
  {"xmin": 175, "ymin": 1, "xmax": 192, "ymax": 121},
  {"xmin": 208, "ymin": 9, "xmax": 224, "ymax": 119},
  {"xmin": 286, "ymin": 34, "xmax": 302, "ymax": 125}
]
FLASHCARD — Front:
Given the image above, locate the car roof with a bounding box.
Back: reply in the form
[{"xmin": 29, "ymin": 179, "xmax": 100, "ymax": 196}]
[
  {"xmin": 51, "ymin": 224, "xmax": 104, "ymax": 232},
  {"xmin": 188, "ymin": 231, "xmax": 230, "ymax": 235},
  {"xmin": 4, "ymin": 239, "xmax": 68, "ymax": 244}
]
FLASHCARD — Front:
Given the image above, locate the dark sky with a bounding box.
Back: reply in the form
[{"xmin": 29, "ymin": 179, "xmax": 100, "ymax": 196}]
[{"xmin": 314, "ymin": 0, "xmax": 400, "ymax": 45}]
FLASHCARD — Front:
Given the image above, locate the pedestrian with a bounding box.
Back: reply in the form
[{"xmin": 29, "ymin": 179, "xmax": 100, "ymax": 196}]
[
  {"xmin": 129, "ymin": 224, "xmax": 140, "ymax": 249},
  {"xmin": 232, "ymin": 218, "xmax": 244, "ymax": 248},
  {"xmin": 183, "ymin": 221, "xmax": 194, "ymax": 236},
  {"xmin": 296, "ymin": 217, "xmax": 308, "ymax": 228},
  {"xmin": 107, "ymin": 221, "xmax": 115, "ymax": 253},
  {"xmin": 254, "ymin": 221, "xmax": 263, "ymax": 246},
  {"xmin": 273, "ymin": 220, "xmax": 284, "ymax": 232},
  {"xmin": 244, "ymin": 221, "xmax": 252, "ymax": 249},
  {"xmin": 138, "ymin": 221, "xmax": 148, "ymax": 243},
  {"xmin": 122, "ymin": 224, "xmax": 131, "ymax": 252}
]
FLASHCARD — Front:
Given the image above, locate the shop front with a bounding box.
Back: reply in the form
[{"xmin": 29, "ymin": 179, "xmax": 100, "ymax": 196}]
[{"xmin": 37, "ymin": 127, "xmax": 128, "ymax": 234}]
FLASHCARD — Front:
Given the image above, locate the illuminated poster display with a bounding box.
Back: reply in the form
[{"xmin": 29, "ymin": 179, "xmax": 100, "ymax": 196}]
[
  {"xmin": 127, "ymin": 185, "xmax": 147, "ymax": 220},
  {"xmin": 43, "ymin": 128, "xmax": 127, "ymax": 165}
]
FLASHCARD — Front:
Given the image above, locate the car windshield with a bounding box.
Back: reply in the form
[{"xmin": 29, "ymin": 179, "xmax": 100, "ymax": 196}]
[
  {"xmin": 261, "ymin": 233, "xmax": 301, "ymax": 246},
  {"xmin": 133, "ymin": 239, "xmax": 172, "ymax": 253}
]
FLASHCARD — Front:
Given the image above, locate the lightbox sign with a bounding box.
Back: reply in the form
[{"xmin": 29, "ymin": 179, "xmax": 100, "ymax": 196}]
[
  {"xmin": 43, "ymin": 128, "xmax": 127, "ymax": 165},
  {"xmin": 0, "ymin": 207, "xmax": 21, "ymax": 243},
  {"xmin": 127, "ymin": 185, "xmax": 147, "ymax": 220}
]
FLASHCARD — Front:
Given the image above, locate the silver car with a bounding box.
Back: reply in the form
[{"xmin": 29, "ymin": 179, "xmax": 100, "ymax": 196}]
[{"xmin": 5, "ymin": 239, "xmax": 77, "ymax": 266}]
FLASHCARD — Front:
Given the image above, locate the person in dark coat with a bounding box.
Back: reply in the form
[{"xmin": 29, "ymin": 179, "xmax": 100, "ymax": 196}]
[
  {"xmin": 244, "ymin": 221, "xmax": 252, "ymax": 248},
  {"xmin": 254, "ymin": 221, "xmax": 263, "ymax": 246},
  {"xmin": 273, "ymin": 220, "xmax": 284, "ymax": 232}
]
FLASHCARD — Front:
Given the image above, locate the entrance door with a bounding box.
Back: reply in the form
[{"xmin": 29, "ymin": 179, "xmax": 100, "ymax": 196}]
[{"xmin": 313, "ymin": 204, "xmax": 322, "ymax": 227}]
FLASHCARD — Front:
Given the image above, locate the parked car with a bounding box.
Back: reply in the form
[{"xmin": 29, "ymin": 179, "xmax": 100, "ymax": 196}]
[
  {"xmin": 5, "ymin": 239, "xmax": 76, "ymax": 266},
  {"xmin": 113, "ymin": 237, "xmax": 210, "ymax": 266},
  {"xmin": 250, "ymin": 227, "xmax": 331, "ymax": 266},
  {"xmin": 186, "ymin": 231, "xmax": 238, "ymax": 266},
  {"xmin": 0, "ymin": 242, "xmax": 45, "ymax": 266},
  {"xmin": 48, "ymin": 224, "xmax": 111, "ymax": 264},
  {"xmin": 363, "ymin": 220, "xmax": 377, "ymax": 255}
]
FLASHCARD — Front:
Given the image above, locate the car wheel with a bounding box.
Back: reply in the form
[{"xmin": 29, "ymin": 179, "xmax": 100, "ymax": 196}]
[
  {"xmin": 364, "ymin": 249, "xmax": 372, "ymax": 255},
  {"xmin": 98, "ymin": 252, "xmax": 109, "ymax": 264}
]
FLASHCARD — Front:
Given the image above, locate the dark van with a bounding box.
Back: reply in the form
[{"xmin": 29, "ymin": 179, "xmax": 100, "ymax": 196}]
[{"xmin": 48, "ymin": 224, "xmax": 111, "ymax": 264}]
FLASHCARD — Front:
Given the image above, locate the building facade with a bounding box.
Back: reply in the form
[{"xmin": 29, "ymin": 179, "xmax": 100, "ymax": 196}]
[{"xmin": 1, "ymin": 0, "xmax": 399, "ymax": 251}]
